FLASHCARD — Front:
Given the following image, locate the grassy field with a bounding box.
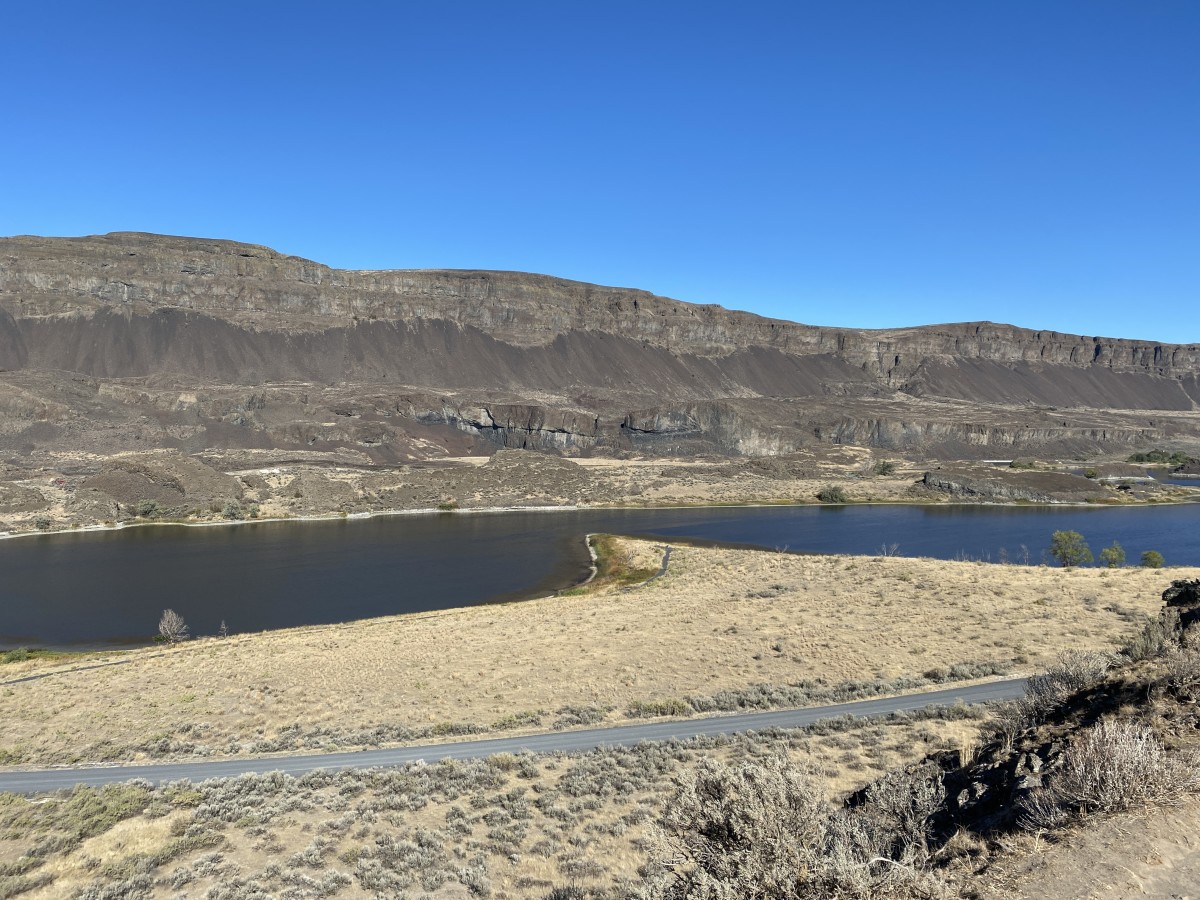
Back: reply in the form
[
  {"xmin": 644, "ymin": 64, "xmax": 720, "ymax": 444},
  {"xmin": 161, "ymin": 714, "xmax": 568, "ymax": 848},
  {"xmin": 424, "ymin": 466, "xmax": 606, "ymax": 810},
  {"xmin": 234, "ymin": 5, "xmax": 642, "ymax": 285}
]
[
  {"xmin": 0, "ymin": 709, "xmax": 988, "ymax": 900},
  {"xmin": 1, "ymin": 540, "xmax": 1194, "ymax": 769}
]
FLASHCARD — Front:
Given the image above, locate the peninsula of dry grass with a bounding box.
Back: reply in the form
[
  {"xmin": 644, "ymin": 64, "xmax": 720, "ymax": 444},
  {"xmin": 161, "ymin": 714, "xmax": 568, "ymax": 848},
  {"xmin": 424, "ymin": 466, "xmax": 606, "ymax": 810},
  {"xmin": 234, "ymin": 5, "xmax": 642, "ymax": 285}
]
[{"xmin": 2, "ymin": 540, "xmax": 1194, "ymax": 769}]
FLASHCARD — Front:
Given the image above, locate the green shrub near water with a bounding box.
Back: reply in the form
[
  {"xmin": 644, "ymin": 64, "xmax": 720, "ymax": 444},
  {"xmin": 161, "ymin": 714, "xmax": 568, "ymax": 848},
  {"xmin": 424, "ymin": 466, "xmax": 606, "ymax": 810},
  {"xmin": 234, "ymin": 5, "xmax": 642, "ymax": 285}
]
[
  {"xmin": 1050, "ymin": 530, "xmax": 1093, "ymax": 567},
  {"xmin": 1127, "ymin": 450, "xmax": 1192, "ymax": 466},
  {"xmin": 1099, "ymin": 541, "xmax": 1126, "ymax": 568},
  {"xmin": 1141, "ymin": 550, "xmax": 1165, "ymax": 569},
  {"xmin": 816, "ymin": 485, "xmax": 848, "ymax": 504}
]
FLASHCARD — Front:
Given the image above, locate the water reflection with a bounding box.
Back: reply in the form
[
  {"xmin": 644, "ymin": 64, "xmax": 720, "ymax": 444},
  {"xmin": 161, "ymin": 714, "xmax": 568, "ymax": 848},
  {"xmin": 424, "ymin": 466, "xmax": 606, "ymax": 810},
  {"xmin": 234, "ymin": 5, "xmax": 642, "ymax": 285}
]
[{"xmin": 1, "ymin": 503, "xmax": 1196, "ymax": 648}]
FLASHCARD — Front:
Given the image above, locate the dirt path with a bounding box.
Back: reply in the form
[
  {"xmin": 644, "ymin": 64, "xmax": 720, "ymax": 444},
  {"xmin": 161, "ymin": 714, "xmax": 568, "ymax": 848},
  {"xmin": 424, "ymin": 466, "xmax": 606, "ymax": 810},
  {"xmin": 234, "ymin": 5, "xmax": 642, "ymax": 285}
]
[{"xmin": 989, "ymin": 799, "xmax": 1200, "ymax": 898}]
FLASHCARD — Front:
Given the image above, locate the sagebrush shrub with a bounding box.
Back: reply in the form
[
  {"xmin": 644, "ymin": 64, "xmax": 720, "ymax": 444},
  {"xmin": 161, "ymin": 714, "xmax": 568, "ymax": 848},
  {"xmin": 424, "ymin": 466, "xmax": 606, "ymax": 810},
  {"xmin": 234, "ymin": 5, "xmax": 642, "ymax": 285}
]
[
  {"xmin": 1023, "ymin": 718, "xmax": 1200, "ymax": 829},
  {"xmin": 1167, "ymin": 650, "xmax": 1200, "ymax": 701},
  {"xmin": 640, "ymin": 755, "xmax": 942, "ymax": 899},
  {"xmin": 992, "ymin": 651, "xmax": 1111, "ymax": 746}
]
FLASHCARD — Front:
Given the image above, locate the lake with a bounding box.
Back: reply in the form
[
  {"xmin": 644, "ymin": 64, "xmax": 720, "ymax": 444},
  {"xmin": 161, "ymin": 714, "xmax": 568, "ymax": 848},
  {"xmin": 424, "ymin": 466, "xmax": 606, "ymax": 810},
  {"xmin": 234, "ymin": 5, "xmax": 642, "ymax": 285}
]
[{"xmin": 2, "ymin": 503, "xmax": 1197, "ymax": 648}]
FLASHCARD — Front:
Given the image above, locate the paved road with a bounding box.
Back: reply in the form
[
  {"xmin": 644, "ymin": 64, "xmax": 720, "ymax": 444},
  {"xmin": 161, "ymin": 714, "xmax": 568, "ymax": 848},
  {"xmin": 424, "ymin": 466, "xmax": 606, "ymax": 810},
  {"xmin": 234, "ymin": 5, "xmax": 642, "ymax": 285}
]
[{"xmin": 0, "ymin": 678, "xmax": 1026, "ymax": 794}]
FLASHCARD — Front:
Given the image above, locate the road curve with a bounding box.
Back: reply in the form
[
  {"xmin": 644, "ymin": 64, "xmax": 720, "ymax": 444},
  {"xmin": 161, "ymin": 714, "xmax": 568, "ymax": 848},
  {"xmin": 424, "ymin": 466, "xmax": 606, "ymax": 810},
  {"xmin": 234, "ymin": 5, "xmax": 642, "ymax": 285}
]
[{"xmin": 0, "ymin": 678, "xmax": 1026, "ymax": 795}]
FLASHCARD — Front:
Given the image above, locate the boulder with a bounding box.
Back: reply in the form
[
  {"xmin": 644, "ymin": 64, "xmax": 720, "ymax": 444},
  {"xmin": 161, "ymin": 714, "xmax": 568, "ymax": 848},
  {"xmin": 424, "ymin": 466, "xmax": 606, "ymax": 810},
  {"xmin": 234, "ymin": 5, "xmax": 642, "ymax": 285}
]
[
  {"xmin": 922, "ymin": 468, "xmax": 1101, "ymax": 503},
  {"xmin": 1163, "ymin": 579, "xmax": 1200, "ymax": 630}
]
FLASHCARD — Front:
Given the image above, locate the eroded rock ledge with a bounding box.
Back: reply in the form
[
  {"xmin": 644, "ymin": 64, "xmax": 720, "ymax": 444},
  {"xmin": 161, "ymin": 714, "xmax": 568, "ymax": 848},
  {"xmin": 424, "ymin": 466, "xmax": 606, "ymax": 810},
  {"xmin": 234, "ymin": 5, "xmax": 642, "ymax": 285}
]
[{"xmin": 1, "ymin": 232, "xmax": 1199, "ymax": 462}]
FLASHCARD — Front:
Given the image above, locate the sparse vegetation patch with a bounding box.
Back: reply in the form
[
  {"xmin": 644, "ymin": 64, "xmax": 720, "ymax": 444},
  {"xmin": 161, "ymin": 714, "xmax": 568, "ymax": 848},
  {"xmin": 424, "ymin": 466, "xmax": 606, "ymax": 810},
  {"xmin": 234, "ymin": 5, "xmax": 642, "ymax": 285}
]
[
  {"xmin": 816, "ymin": 484, "xmax": 848, "ymax": 504},
  {"xmin": 1127, "ymin": 449, "xmax": 1194, "ymax": 466},
  {"xmin": 587, "ymin": 534, "xmax": 659, "ymax": 589}
]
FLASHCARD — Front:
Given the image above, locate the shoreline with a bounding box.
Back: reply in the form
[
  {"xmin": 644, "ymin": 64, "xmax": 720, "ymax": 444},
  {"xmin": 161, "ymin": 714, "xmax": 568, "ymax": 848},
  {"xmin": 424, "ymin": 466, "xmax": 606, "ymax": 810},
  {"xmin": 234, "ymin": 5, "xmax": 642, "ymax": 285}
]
[
  {"xmin": 2, "ymin": 489, "xmax": 1198, "ymax": 544},
  {"xmin": 5, "ymin": 541, "xmax": 1198, "ymax": 774},
  {"xmin": 4, "ymin": 504, "xmax": 1198, "ymax": 653}
]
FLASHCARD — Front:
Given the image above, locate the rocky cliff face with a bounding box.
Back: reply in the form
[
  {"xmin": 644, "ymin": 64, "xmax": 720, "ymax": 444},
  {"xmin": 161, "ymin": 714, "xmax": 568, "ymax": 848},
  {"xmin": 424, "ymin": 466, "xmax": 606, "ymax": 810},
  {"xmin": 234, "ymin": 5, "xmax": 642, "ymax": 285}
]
[
  {"xmin": 921, "ymin": 468, "xmax": 1104, "ymax": 503},
  {"xmin": 0, "ymin": 232, "xmax": 1198, "ymax": 459}
]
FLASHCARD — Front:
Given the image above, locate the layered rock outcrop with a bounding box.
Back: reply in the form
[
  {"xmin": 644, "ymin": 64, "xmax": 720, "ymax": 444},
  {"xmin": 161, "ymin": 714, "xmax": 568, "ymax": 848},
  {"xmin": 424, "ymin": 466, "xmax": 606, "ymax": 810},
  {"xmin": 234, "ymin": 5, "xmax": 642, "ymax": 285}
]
[
  {"xmin": 1, "ymin": 232, "xmax": 1198, "ymax": 459},
  {"xmin": 921, "ymin": 469, "xmax": 1103, "ymax": 503}
]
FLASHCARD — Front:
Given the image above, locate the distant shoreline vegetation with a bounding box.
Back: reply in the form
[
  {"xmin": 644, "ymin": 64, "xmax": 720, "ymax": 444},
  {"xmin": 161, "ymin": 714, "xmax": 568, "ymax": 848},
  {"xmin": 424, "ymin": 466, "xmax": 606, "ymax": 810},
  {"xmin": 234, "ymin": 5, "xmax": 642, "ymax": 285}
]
[{"xmin": 1127, "ymin": 450, "xmax": 1196, "ymax": 467}]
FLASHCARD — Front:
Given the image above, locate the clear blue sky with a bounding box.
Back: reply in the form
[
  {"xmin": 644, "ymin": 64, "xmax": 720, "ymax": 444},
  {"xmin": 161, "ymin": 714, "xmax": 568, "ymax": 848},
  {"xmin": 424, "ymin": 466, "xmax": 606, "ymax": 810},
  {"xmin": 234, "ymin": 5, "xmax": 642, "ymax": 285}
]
[{"xmin": 2, "ymin": 1, "xmax": 1197, "ymax": 341}]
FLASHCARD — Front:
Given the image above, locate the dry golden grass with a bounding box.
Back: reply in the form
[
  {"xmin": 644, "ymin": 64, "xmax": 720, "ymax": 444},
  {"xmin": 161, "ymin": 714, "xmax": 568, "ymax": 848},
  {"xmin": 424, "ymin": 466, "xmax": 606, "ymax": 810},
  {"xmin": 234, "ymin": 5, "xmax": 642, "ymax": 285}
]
[
  {"xmin": 7, "ymin": 713, "xmax": 988, "ymax": 900},
  {"xmin": 29, "ymin": 812, "xmax": 186, "ymax": 896},
  {"xmin": 572, "ymin": 447, "xmax": 925, "ymax": 505},
  {"xmin": 1, "ymin": 541, "xmax": 1194, "ymax": 767}
]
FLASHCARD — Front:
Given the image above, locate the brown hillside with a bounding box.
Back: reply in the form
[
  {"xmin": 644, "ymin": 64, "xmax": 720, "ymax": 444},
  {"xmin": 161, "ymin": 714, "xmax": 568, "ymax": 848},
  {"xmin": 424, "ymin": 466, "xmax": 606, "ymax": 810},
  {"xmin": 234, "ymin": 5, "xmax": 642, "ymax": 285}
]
[{"xmin": 1, "ymin": 232, "xmax": 1198, "ymax": 459}]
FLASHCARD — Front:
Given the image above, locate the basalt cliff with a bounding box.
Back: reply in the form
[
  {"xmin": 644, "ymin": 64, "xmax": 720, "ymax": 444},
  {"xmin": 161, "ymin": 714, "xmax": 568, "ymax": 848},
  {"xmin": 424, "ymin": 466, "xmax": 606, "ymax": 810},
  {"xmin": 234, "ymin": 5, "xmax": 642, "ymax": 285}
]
[{"xmin": 1, "ymin": 232, "xmax": 1198, "ymax": 461}]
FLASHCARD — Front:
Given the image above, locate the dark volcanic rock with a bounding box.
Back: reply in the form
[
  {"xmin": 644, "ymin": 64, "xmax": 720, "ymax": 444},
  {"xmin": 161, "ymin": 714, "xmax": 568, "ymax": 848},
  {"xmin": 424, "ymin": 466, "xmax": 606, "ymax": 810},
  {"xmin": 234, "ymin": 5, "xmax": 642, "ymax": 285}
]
[
  {"xmin": 1163, "ymin": 579, "xmax": 1200, "ymax": 630},
  {"xmin": 3, "ymin": 233, "xmax": 1198, "ymax": 390},
  {"xmin": 922, "ymin": 468, "xmax": 1102, "ymax": 503},
  {"xmin": 1, "ymin": 232, "xmax": 1199, "ymax": 459}
]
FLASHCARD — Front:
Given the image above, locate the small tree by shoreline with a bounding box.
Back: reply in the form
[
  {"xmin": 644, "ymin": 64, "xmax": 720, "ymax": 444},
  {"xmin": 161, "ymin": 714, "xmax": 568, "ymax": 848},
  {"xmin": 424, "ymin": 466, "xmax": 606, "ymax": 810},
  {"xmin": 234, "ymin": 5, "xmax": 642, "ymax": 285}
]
[
  {"xmin": 158, "ymin": 609, "xmax": 189, "ymax": 643},
  {"xmin": 1099, "ymin": 541, "xmax": 1126, "ymax": 568},
  {"xmin": 1050, "ymin": 530, "xmax": 1093, "ymax": 567},
  {"xmin": 816, "ymin": 484, "xmax": 848, "ymax": 504}
]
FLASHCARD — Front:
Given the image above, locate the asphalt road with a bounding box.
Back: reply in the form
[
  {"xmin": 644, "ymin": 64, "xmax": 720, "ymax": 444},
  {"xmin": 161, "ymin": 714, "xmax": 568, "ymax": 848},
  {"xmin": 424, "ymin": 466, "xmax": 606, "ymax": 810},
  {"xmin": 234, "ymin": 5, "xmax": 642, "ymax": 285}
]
[{"xmin": 0, "ymin": 677, "xmax": 1027, "ymax": 795}]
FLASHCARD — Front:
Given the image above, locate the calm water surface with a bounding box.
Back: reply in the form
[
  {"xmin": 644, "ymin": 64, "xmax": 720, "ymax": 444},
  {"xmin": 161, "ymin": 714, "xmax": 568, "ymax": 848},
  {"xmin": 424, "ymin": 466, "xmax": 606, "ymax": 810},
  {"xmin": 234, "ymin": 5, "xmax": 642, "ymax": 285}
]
[{"xmin": 2, "ymin": 504, "xmax": 1197, "ymax": 648}]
